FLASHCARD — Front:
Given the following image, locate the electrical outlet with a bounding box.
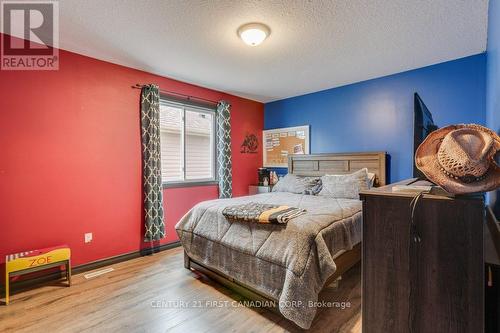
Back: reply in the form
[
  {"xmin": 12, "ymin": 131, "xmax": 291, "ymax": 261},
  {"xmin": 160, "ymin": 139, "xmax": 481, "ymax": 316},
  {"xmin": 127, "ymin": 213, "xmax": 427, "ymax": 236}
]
[{"xmin": 84, "ymin": 232, "xmax": 93, "ymax": 243}]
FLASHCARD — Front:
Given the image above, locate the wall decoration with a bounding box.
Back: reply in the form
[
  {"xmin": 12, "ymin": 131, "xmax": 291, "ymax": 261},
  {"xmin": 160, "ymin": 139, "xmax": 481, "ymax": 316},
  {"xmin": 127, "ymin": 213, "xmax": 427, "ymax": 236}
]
[
  {"xmin": 240, "ymin": 133, "xmax": 259, "ymax": 153},
  {"xmin": 263, "ymin": 125, "xmax": 310, "ymax": 167}
]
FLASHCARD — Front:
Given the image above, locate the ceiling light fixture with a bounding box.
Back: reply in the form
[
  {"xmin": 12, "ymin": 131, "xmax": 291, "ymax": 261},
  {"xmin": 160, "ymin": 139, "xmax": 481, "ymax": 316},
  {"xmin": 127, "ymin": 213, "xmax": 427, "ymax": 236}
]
[{"xmin": 237, "ymin": 23, "xmax": 270, "ymax": 47}]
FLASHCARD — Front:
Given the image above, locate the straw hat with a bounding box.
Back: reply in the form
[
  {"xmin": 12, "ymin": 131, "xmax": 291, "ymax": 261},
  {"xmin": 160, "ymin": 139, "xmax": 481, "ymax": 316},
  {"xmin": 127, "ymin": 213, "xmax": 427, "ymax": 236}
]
[{"xmin": 415, "ymin": 124, "xmax": 500, "ymax": 194}]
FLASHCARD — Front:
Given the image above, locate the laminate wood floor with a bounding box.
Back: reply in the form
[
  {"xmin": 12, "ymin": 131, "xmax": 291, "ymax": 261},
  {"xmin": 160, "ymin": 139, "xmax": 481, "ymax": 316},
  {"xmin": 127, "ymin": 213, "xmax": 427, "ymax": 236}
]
[{"xmin": 0, "ymin": 247, "xmax": 361, "ymax": 333}]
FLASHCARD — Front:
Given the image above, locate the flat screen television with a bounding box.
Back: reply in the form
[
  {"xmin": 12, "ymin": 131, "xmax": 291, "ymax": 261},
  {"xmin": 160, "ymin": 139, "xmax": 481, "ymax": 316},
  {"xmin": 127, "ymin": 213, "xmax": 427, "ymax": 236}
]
[{"xmin": 413, "ymin": 93, "xmax": 438, "ymax": 178}]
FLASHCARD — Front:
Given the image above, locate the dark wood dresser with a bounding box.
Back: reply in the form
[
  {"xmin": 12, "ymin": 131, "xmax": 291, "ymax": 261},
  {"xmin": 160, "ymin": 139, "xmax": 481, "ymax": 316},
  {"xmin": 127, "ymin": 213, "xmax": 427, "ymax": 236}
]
[
  {"xmin": 360, "ymin": 179, "xmax": 484, "ymax": 333},
  {"xmin": 485, "ymin": 207, "xmax": 500, "ymax": 333}
]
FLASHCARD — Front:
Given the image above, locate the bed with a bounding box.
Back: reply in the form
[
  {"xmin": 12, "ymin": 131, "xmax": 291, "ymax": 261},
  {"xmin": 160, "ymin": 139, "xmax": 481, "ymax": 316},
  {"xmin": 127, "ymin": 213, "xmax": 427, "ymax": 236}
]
[{"xmin": 175, "ymin": 152, "xmax": 386, "ymax": 329}]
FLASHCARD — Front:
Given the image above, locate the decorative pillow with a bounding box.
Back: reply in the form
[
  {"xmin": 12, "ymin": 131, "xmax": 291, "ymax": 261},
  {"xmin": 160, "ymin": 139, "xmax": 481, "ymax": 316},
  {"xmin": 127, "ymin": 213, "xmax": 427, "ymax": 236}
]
[
  {"xmin": 304, "ymin": 179, "xmax": 323, "ymax": 195},
  {"xmin": 319, "ymin": 168, "xmax": 370, "ymax": 199},
  {"xmin": 272, "ymin": 174, "xmax": 320, "ymax": 194}
]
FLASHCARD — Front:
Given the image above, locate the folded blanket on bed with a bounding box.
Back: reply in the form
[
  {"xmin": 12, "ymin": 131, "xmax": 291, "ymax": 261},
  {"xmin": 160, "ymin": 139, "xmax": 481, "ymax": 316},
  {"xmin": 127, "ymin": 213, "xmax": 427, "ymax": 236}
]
[{"xmin": 222, "ymin": 202, "xmax": 306, "ymax": 224}]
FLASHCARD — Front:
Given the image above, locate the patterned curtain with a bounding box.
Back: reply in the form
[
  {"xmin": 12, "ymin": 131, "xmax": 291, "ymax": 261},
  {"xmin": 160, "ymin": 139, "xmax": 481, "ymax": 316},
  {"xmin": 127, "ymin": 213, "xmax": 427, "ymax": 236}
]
[
  {"xmin": 140, "ymin": 84, "xmax": 165, "ymax": 241},
  {"xmin": 216, "ymin": 101, "xmax": 232, "ymax": 198}
]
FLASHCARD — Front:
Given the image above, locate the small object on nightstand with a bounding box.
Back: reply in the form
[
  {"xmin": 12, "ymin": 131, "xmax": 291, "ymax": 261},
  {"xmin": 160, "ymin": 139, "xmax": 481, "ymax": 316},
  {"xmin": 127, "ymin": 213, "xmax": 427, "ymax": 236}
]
[
  {"xmin": 258, "ymin": 168, "xmax": 270, "ymax": 186},
  {"xmin": 249, "ymin": 185, "xmax": 273, "ymax": 195},
  {"xmin": 270, "ymin": 171, "xmax": 279, "ymax": 185}
]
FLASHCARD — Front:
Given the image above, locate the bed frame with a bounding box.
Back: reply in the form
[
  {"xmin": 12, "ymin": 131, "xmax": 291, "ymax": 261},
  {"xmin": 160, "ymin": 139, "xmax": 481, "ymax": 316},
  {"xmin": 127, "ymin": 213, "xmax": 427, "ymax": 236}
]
[{"xmin": 184, "ymin": 151, "xmax": 387, "ymax": 311}]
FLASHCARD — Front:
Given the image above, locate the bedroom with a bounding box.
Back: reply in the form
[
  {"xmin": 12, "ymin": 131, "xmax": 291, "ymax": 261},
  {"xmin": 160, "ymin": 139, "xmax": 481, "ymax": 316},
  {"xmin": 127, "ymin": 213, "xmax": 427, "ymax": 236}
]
[{"xmin": 0, "ymin": 0, "xmax": 499, "ymax": 332}]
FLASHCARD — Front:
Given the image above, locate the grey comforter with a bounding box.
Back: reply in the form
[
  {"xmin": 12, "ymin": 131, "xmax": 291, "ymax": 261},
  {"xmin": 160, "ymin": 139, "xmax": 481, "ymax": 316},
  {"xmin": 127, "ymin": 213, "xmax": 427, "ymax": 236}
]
[{"xmin": 175, "ymin": 192, "xmax": 362, "ymax": 329}]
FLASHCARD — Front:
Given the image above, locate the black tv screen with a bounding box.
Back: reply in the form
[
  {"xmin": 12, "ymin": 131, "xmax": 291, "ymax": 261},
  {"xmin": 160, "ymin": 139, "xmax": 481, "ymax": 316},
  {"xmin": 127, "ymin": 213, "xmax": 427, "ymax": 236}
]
[{"xmin": 413, "ymin": 93, "xmax": 438, "ymax": 178}]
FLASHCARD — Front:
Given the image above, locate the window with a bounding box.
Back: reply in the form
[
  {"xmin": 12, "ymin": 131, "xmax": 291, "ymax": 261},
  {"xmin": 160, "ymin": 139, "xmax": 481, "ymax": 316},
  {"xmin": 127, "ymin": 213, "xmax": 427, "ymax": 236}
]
[{"xmin": 160, "ymin": 98, "xmax": 216, "ymax": 185}]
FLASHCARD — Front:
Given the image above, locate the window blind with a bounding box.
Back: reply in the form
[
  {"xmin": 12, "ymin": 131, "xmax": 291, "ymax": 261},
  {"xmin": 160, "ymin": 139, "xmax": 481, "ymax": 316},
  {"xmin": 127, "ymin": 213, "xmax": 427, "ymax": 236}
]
[{"xmin": 159, "ymin": 101, "xmax": 215, "ymax": 183}]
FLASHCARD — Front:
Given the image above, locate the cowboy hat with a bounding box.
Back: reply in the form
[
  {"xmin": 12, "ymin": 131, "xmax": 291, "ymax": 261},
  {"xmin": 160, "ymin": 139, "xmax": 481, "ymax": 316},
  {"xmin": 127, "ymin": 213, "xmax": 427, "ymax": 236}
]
[{"xmin": 415, "ymin": 124, "xmax": 500, "ymax": 194}]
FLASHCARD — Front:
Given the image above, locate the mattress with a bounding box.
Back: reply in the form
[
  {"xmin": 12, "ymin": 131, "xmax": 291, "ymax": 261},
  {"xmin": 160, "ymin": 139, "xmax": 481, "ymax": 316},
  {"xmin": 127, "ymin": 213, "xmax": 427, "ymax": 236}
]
[{"xmin": 175, "ymin": 192, "xmax": 362, "ymax": 329}]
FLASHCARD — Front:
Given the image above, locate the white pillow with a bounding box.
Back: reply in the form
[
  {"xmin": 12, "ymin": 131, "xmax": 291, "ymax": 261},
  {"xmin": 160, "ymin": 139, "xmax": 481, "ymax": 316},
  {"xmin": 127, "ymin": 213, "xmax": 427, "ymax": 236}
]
[
  {"xmin": 319, "ymin": 168, "xmax": 370, "ymax": 199},
  {"xmin": 367, "ymin": 172, "xmax": 376, "ymax": 188}
]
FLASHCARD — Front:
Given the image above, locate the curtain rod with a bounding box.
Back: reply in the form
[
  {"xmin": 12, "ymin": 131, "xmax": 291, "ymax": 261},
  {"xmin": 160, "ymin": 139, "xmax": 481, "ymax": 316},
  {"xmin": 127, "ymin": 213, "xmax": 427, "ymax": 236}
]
[{"xmin": 132, "ymin": 84, "xmax": 219, "ymax": 105}]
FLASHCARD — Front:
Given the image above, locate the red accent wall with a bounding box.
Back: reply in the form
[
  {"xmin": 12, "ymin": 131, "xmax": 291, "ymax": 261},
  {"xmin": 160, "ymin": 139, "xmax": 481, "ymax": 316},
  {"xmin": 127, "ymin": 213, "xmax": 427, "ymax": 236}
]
[{"xmin": 0, "ymin": 37, "xmax": 263, "ymax": 266}]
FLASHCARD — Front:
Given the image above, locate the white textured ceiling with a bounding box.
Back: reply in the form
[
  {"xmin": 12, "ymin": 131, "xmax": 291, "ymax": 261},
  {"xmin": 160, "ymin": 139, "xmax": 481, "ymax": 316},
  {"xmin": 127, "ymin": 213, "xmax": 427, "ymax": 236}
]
[{"xmin": 20, "ymin": 1, "xmax": 493, "ymax": 102}]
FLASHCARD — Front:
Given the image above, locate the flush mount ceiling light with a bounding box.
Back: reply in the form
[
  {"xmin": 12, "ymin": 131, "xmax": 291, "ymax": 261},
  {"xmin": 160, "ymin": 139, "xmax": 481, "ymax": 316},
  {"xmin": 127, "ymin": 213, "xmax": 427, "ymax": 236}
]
[{"xmin": 237, "ymin": 23, "xmax": 271, "ymax": 46}]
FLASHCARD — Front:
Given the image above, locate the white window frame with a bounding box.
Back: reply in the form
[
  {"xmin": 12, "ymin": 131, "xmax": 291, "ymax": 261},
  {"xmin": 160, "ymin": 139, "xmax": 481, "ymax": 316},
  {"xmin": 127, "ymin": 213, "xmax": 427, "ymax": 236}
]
[{"xmin": 160, "ymin": 98, "xmax": 217, "ymax": 187}]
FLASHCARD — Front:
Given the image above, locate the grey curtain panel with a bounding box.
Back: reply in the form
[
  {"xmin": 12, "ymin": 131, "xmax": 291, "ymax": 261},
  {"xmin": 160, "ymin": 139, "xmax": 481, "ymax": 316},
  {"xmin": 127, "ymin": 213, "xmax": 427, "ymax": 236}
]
[
  {"xmin": 140, "ymin": 84, "xmax": 165, "ymax": 241},
  {"xmin": 216, "ymin": 101, "xmax": 232, "ymax": 198}
]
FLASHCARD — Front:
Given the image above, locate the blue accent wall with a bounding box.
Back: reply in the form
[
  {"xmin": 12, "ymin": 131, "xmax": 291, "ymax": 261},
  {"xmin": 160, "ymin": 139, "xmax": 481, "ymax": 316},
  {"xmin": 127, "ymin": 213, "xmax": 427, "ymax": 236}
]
[
  {"xmin": 487, "ymin": 0, "xmax": 500, "ymax": 213},
  {"xmin": 265, "ymin": 54, "xmax": 486, "ymax": 182}
]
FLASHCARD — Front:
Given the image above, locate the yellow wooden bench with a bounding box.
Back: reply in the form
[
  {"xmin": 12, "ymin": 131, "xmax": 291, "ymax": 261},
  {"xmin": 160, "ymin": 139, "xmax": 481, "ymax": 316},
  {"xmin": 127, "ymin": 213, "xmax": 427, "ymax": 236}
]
[{"xmin": 4, "ymin": 245, "xmax": 71, "ymax": 305}]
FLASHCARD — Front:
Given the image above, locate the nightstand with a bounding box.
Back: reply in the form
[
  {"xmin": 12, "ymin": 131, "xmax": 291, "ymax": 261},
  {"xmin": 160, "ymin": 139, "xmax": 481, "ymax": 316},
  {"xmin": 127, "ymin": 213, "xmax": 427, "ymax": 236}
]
[{"xmin": 248, "ymin": 185, "xmax": 273, "ymax": 195}]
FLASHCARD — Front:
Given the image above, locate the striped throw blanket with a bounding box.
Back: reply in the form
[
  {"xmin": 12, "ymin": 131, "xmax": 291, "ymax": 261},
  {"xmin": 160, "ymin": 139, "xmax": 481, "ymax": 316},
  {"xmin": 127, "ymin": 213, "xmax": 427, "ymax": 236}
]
[{"xmin": 222, "ymin": 202, "xmax": 306, "ymax": 224}]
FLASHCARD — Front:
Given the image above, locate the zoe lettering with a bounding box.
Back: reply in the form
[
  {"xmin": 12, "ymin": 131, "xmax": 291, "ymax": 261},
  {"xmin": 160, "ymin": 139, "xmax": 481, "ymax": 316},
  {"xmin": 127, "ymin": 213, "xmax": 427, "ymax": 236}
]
[{"xmin": 29, "ymin": 256, "xmax": 52, "ymax": 267}]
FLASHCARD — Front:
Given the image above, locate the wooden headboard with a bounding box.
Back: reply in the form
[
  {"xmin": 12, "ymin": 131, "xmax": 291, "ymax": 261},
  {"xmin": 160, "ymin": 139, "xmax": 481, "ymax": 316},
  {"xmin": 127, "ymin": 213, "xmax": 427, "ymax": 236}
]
[{"xmin": 288, "ymin": 152, "xmax": 387, "ymax": 186}]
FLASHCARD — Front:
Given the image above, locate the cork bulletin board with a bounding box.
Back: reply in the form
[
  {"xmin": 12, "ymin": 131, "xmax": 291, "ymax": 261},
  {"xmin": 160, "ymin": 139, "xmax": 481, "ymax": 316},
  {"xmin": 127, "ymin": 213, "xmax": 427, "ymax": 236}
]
[{"xmin": 263, "ymin": 125, "xmax": 310, "ymax": 167}]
